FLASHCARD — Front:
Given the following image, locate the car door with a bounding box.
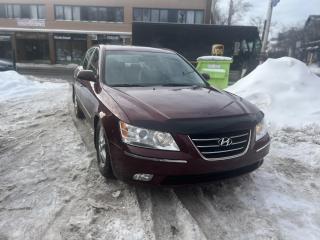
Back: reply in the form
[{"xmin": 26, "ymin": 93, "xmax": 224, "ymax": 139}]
[
  {"xmin": 80, "ymin": 47, "xmax": 100, "ymax": 120},
  {"xmin": 74, "ymin": 47, "xmax": 95, "ymax": 118}
]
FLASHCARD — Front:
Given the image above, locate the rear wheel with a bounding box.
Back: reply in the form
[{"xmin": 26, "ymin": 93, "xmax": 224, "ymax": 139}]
[
  {"xmin": 73, "ymin": 90, "xmax": 85, "ymax": 119},
  {"xmin": 95, "ymin": 121, "xmax": 114, "ymax": 178}
]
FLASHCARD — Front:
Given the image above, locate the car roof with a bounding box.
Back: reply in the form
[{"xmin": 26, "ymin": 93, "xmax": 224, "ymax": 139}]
[{"xmin": 99, "ymin": 45, "xmax": 175, "ymax": 54}]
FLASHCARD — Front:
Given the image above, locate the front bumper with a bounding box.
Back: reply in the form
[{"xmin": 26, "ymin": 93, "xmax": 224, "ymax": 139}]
[{"xmin": 109, "ymin": 130, "xmax": 270, "ymax": 185}]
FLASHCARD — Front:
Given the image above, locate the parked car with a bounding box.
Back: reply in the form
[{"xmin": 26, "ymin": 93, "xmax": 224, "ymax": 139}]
[
  {"xmin": 72, "ymin": 45, "xmax": 270, "ymax": 185},
  {"xmin": 0, "ymin": 58, "xmax": 15, "ymax": 71}
]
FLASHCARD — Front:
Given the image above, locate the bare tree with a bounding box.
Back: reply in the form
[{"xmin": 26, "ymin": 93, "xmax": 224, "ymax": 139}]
[
  {"xmin": 250, "ymin": 16, "xmax": 277, "ymax": 39},
  {"xmin": 211, "ymin": 0, "xmax": 219, "ymax": 24},
  {"xmin": 250, "ymin": 16, "xmax": 265, "ymax": 36},
  {"xmin": 227, "ymin": 0, "xmax": 252, "ymax": 25},
  {"xmin": 210, "ymin": 0, "xmax": 227, "ymax": 25},
  {"xmin": 270, "ymin": 26, "xmax": 304, "ymax": 58}
]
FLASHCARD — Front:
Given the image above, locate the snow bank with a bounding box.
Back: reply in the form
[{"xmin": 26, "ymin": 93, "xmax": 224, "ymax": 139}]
[
  {"xmin": 227, "ymin": 57, "xmax": 320, "ymax": 128},
  {"xmin": 0, "ymin": 71, "xmax": 66, "ymax": 101},
  {"xmin": 16, "ymin": 62, "xmax": 77, "ymax": 69},
  {"xmin": 309, "ymin": 64, "xmax": 320, "ymax": 76}
]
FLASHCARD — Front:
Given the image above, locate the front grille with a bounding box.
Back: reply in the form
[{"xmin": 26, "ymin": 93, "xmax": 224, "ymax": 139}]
[{"xmin": 190, "ymin": 130, "xmax": 251, "ymax": 160}]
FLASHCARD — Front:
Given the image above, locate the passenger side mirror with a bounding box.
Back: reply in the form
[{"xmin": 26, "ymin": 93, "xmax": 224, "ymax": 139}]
[
  {"xmin": 201, "ymin": 73, "xmax": 210, "ymax": 81},
  {"xmin": 77, "ymin": 70, "xmax": 97, "ymax": 82}
]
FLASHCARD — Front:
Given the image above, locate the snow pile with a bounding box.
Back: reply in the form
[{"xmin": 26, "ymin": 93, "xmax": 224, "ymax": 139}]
[
  {"xmin": 0, "ymin": 71, "xmax": 66, "ymax": 101},
  {"xmin": 309, "ymin": 64, "xmax": 320, "ymax": 75},
  {"xmin": 227, "ymin": 57, "xmax": 320, "ymax": 128},
  {"xmin": 16, "ymin": 62, "xmax": 77, "ymax": 69}
]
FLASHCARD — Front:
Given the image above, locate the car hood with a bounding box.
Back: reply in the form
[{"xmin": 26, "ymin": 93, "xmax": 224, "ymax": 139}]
[{"xmin": 107, "ymin": 86, "xmax": 262, "ymax": 134}]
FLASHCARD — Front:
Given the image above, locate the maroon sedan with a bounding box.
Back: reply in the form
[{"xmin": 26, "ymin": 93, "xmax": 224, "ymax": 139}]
[{"xmin": 72, "ymin": 45, "xmax": 270, "ymax": 185}]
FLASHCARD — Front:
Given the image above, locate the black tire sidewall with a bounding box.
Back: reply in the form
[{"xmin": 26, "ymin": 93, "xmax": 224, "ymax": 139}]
[{"xmin": 95, "ymin": 121, "xmax": 114, "ymax": 178}]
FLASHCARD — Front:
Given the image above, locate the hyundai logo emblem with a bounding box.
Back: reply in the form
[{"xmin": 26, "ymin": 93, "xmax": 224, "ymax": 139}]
[{"xmin": 218, "ymin": 137, "xmax": 233, "ymax": 147}]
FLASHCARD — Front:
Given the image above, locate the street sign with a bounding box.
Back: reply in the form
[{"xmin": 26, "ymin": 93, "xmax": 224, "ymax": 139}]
[{"xmin": 272, "ymin": 0, "xmax": 280, "ymax": 7}]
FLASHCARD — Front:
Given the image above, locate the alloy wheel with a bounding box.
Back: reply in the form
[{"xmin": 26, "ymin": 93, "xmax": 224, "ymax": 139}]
[{"xmin": 98, "ymin": 127, "xmax": 107, "ymax": 168}]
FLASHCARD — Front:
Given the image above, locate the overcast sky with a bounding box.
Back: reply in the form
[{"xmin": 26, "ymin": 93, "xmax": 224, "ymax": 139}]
[{"xmin": 219, "ymin": 0, "xmax": 320, "ymax": 37}]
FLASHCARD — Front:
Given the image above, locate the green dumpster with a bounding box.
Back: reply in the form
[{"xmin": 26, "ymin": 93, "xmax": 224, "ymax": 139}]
[{"xmin": 196, "ymin": 56, "xmax": 233, "ymax": 89}]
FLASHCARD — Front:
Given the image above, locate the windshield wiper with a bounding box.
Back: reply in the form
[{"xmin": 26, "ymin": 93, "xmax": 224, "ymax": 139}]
[
  {"xmin": 110, "ymin": 84, "xmax": 144, "ymax": 87},
  {"xmin": 157, "ymin": 83, "xmax": 199, "ymax": 87}
]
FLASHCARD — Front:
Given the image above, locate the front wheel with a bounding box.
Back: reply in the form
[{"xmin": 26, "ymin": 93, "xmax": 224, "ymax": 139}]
[{"xmin": 95, "ymin": 121, "xmax": 114, "ymax": 178}]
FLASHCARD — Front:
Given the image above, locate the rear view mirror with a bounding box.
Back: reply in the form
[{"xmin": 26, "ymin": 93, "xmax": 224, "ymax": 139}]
[
  {"xmin": 77, "ymin": 70, "xmax": 97, "ymax": 82},
  {"xmin": 201, "ymin": 73, "xmax": 210, "ymax": 81}
]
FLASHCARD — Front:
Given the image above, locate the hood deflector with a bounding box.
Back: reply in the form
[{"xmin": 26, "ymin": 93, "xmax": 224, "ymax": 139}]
[{"xmin": 132, "ymin": 112, "xmax": 264, "ymax": 135}]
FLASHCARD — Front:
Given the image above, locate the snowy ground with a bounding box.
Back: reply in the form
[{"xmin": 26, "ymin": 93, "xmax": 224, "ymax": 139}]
[
  {"xmin": 309, "ymin": 64, "xmax": 320, "ymax": 76},
  {"xmin": 0, "ymin": 61, "xmax": 320, "ymax": 240}
]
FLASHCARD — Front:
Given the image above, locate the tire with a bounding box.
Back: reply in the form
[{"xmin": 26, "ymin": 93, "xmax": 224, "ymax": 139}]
[
  {"xmin": 73, "ymin": 90, "xmax": 85, "ymax": 119},
  {"xmin": 95, "ymin": 121, "xmax": 114, "ymax": 178}
]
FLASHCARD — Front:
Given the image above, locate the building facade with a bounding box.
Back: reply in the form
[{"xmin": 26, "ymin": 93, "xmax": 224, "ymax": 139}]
[
  {"xmin": 304, "ymin": 15, "xmax": 320, "ymax": 65},
  {"xmin": 0, "ymin": 0, "xmax": 209, "ymax": 64}
]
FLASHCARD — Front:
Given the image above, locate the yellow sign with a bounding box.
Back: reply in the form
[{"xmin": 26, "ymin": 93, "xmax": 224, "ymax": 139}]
[{"xmin": 212, "ymin": 44, "xmax": 224, "ymax": 56}]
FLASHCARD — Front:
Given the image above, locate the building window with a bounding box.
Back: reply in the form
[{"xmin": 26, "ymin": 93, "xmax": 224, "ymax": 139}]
[
  {"xmin": 159, "ymin": 9, "xmax": 168, "ymax": 22},
  {"xmin": 55, "ymin": 5, "xmax": 124, "ymax": 22},
  {"xmin": 133, "ymin": 8, "xmax": 142, "ymax": 22},
  {"xmin": 13, "ymin": 5, "xmax": 21, "ymax": 18},
  {"xmin": 6, "ymin": 4, "xmax": 13, "ymax": 18},
  {"xmin": 38, "ymin": 5, "xmax": 46, "ymax": 19},
  {"xmin": 0, "ymin": 4, "xmax": 45, "ymax": 19},
  {"xmin": 80, "ymin": 7, "xmax": 89, "ymax": 21},
  {"xmin": 55, "ymin": 6, "xmax": 63, "ymax": 20},
  {"xmin": 64, "ymin": 6, "xmax": 72, "ymax": 21},
  {"xmin": 55, "ymin": 34, "xmax": 87, "ymax": 64},
  {"xmin": 151, "ymin": 9, "xmax": 159, "ymax": 23},
  {"xmin": 0, "ymin": 4, "xmax": 6, "ymax": 18},
  {"xmin": 133, "ymin": 8, "xmax": 204, "ymax": 24},
  {"xmin": 177, "ymin": 10, "xmax": 186, "ymax": 24},
  {"xmin": 168, "ymin": 9, "xmax": 178, "ymax": 23},
  {"xmin": 20, "ymin": 5, "xmax": 30, "ymax": 18},
  {"xmin": 88, "ymin": 7, "xmax": 98, "ymax": 21},
  {"xmin": 142, "ymin": 9, "xmax": 150, "ymax": 22},
  {"xmin": 98, "ymin": 7, "xmax": 107, "ymax": 21},
  {"xmin": 107, "ymin": 7, "xmax": 123, "ymax": 22},
  {"xmin": 73, "ymin": 7, "xmax": 80, "ymax": 21},
  {"xmin": 195, "ymin": 11, "xmax": 204, "ymax": 24}
]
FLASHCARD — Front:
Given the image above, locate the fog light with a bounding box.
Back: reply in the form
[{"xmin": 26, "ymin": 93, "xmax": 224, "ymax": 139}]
[{"xmin": 133, "ymin": 173, "xmax": 154, "ymax": 182}]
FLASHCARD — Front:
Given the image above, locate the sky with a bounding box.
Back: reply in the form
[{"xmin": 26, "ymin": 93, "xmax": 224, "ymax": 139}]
[{"xmin": 219, "ymin": 0, "xmax": 320, "ymax": 37}]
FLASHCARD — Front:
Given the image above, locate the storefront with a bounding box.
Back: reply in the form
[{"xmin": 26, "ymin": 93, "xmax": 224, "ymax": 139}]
[
  {"xmin": 15, "ymin": 32, "xmax": 50, "ymax": 63},
  {"xmin": 0, "ymin": 34, "xmax": 13, "ymax": 60},
  {"xmin": 1, "ymin": 31, "xmax": 131, "ymax": 65},
  {"xmin": 92, "ymin": 34, "xmax": 131, "ymax": 45},
  {"xmin": 54, "ymin": 34, "xmax": 87, "ymax": 64}
]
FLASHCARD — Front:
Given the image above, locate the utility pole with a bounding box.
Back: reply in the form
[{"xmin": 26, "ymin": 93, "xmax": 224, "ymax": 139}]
[{"xmin": 261, "ymin": 0, "xmax": 280, "ymax": 54}]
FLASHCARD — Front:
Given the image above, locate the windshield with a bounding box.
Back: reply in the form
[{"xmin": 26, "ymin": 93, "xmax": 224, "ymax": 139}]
[{"xmin": 103, "ymin": 50, "xmax": 206, "ymax": 87}]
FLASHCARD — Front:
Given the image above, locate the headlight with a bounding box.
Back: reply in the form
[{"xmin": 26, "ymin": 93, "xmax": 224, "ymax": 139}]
[
  {"xmin": 255, "ymin": 119, "xmax": 268, "ymax": 141},
  {"xmin": 119, "ymin": 121, "xmax": 180, "ymax": 151}
]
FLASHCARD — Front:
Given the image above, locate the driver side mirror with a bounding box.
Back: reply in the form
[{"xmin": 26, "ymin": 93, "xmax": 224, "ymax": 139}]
[
  {"xmin": 201, "ymin": 73, "xmax": 210, "ymax": 81},
  {"xmin": 77, "ymin": 70, "xmax": 97, "ymax": 82}
]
